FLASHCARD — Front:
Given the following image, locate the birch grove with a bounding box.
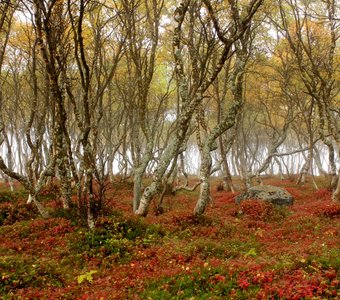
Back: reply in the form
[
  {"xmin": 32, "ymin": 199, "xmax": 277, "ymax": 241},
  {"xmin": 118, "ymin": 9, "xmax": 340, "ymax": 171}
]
[{"xmin": 0, "ymin": 0, "xmax": 338, "ymax": 225}]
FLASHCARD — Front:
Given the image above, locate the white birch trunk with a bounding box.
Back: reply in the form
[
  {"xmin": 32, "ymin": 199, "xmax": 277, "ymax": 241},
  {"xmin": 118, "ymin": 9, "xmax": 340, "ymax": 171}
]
[
  {"xmin": 194, "ymin": 145, "xmax": 212, "ymax": 215},
  {"xmin": 133, "ymin": 142, "xmax": 154, "ymax": 212},
  {"xmin": 332, "ymin": 145, "xmax": 340, "ymax": 202},
  {"xmin": 27, "ymin": 194, "xmax": 33, "ymax": 204},
  {"xmin": 332, "ymin": 173, "xmax": 340, "ymax": 202},
  {"xmin": 135, "ymin": 136, "xmax": 182, "ymax": 216},
  {"xmin": 28, "ymin": 194, "xmax": 49, "ymax": 218}
]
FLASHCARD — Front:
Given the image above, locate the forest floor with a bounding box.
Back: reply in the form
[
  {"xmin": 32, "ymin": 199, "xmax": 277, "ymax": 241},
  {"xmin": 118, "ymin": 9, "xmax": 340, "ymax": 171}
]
[{"xmin": 0, "ymin": 177, "xmax": 339, "ymax": 299}]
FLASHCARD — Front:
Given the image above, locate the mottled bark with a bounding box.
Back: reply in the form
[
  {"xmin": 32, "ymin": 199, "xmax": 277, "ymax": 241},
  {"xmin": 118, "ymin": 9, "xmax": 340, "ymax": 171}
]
[
  {"xmin": 135, "ymin": 1, "xmax": 191, "ymax": 216},
  {"xmin": 136, "ymin": 0, "xmax": 263, "ymax": 216},
  {"xmin": 133, "ymin": 142, "xmax": 154, "ymax": 212},
  {"xmin": 194, "ymin": 144, "xmax": 212, "ymax": 215},
  {"xmin": 0, "ymin": 157, "xmax": 31, "ymax": 191},
  {"xmin": 0, "ymin": 156, "xmax": 50, "ymax": 218},
  {"xmin": 322, "ymin": 139, "xmax": 338, "ymax": 189},
  {"xmin": 136, "ymin": 135, "xmax": 183, "ymax": 216},
  {"xmin": 115, "ymin": 0, "xmax": 165, "ymax": 213},
  {"xmin": 29, "ymin": 194, "xmax": 49, "ymax": 219},
  {"xmin": 68, "ymin": 0, "xmax": 100, "ymax": 227},
  {"xmin": 332, "ymin": 170, "xmax": 340, "ymax": 202},
  {"xmin": 247, "ymin": 109, "xmax": 293, "ymax": 184},
  {"xmin": 0, "ymin": 1, "xmax": 17, "ymax": 187},
  {"xmin": 219, "ymin": 135, "xmax": 235, "ymax": 192},
  {"xmin": 85, "ymin": 170, "xmax": 95, "ymax": 230},
  {"xmin": 33, "ymin": 0, "xmax": 72, "ymax": 209},
  {"xmin": 274, "ymin": 157, "xmax": 285, "ymax": 180},
  {"xmin": 179, "ymin": 153, "xmax": 189, "ymax": 187},
  {"xmin": 277, "ymin": 0, "xmax": 339, "ymax": 195},
  {"xmin": 296, "ymin": 150, "xmax": 312, "ymax": 186},
  {"xmin": 156, "ymin": 156, "xmax": 179, "ymax": 212},
  {"xmin": 296, "ymin": 100, "xmax": 315, "ymax": 186},
  {"xmin": 3, "ymin": 133, "xmax": 14, "ymax": 191},
  {"xmin": 313, "ymin": 147, "xmax": 328, "ymax": 177},
  {"xmin": 214, "ymin": 54, "xmax": 234, "ymax": 192},
  {"xmin": 194, "ymin": 38, "xmax": 248, "ymax": 214}
]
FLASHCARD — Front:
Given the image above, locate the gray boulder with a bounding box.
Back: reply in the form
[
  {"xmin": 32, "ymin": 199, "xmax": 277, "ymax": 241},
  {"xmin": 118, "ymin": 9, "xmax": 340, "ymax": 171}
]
[{"xmin": 235, "ymin": 185, "xmax": 294, "ymax": 206}]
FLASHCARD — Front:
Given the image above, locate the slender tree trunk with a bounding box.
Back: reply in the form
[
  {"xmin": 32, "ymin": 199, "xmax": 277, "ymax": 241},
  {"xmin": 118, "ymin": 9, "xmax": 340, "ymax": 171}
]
[
  {"xmin": 218, "ymin": 131, "xmax": 235, "ymax": 192},
  {"xmin": 85, "ymin": 172, "xmax": 95, "ymax": 229},
  {"xmin": 136, "ymin": 0, "xmax": 263, "ymax": 216},
  {"xmin": 313, "ymin": 146, "xmax": 328, "ymax": 177},
  {"xmin": 296, "ymin": 144, "xmax": 313, "ymax": 186},
  {"xmin": 332, "ymin": 145, "xmax": 340, "ymax": 202},
  {"xmin": 222, "ymin": 160, "xmax": 235, "ymax": 192},
  {"xmin": 280, "ymin": 157, "xmax": 290, "ymax": 178},
  {"xmin": 179, "ymin": 153, "xmax": 189, "ymax": 187},
  {"xmin": 30, "ymin": 194, "xmax": 49, "ymax": 218},
  {"xmin": 194, "ymin": 145, "xmax": 212, "ymax": 215},
  {"xmin": 4, "ymin": 133, "xmax": 14, "ymax": 191},
  {"xmin": 133, "ymin": 142, "xmax": 153, "ymax": 212},
  {"xmin": 274, "ymin": 157, "xmax": 285, "ymax": 180},
  {"xmin": 136, "ymin": 134, "xmax": 184, "ymax": 216},
  {"xmin": 194, "ymin": 52, "xmax": 246, "ymax": 214},
  {"xmin": 332, "ymin": 172, "xmax": 340, "ymax": 202},
  {"xmin": 323, "ymin": 139, "xmax": 338, "ymax": 189}
]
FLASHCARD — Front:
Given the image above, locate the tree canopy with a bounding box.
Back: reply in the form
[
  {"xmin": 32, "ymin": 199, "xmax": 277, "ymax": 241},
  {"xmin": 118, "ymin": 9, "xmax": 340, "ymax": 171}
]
[{"xmin": 0, "ymin": 0, "xmax": 339, "ymax": 226}]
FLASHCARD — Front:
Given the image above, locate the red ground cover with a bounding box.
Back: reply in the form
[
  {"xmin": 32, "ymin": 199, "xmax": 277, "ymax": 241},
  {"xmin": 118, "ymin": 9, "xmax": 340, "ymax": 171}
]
[{"xmin": 0, "ymin": 177, "xmax": 339, "ymax": 299}]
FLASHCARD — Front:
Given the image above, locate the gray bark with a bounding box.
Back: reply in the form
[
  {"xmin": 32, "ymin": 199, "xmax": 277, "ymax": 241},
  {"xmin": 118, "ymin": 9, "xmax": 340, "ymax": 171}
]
[
  {"xmin": 322, "ymin": 139, "xmax": 338, "ymax": 189},
  {"xmin": 133, "ymin": 142, "xmax": 154, "ymax": 212},
  {"xmin": 332, "ymin": 167, "xmax": 340, "ymax": 202},
  {"xmin": 194, "ymin": 40, "xmax": 248, "ymax": 214},
  {"xmin": 313, "ymin": 146, "xmax": 329, "ymax": 177}
]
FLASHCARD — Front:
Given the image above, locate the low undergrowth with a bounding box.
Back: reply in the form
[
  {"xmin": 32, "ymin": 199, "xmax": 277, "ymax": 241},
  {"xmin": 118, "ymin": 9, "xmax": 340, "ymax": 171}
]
[
  {"xmin": 69, "ymin": 216, "xmax": 167, "ymax": 264},
  {"xmin": 1, "ymin": 257, "xmax": 65, "ymax": 294},
  {"xmin": 0, "ymin": 177, "xmax": 339, "ymax": 299}
]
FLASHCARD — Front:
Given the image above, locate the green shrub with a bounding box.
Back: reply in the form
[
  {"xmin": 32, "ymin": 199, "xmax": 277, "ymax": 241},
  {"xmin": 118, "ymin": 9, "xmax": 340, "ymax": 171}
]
[
  {"xmin": 0, "ymin": 191, "xmax": 27, "ymax": 204},
  {"xmin": 183, "ymin": 238, "xmax": 261, "ymax": 260},
  {"xmin": 0, "ymin": 258, "xmax": 64, "ymax": 293},
  {"xmin": 0, "ymin": 203, "xmax": 38, "ymax": 226},
  {"xmin": 69, "ymin": 216, "xmax": 167, "ymax": 262},
  {"xmin": 308, "ymin": 248, "xmax": 340, "ymax": 270},
  {"xmin": 139, "ymin": 267, "xmax": 239, "ymax": 299},
  {"xmin": 50, "ymin": 204, "xmax": 80, "ymax": 226}
]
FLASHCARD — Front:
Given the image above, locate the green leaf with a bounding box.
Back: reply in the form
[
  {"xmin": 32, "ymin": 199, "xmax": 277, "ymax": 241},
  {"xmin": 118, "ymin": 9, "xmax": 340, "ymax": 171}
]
[
  {"xmin": 245, "ymin": 248, "xmax": 257, "ymax": 257},
  {"xmin": 77, "ymin": 270, "xmax": 97, "ymax": 284}
]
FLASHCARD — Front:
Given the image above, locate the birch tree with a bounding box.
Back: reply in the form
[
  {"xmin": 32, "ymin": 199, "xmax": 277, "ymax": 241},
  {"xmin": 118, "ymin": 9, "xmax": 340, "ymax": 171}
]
[
  {"xmin": 276, "ymin": 0, "xmax": 339, "ymax": 200},
  {"xmin": 0, "ymin": 0, "xmax": 17, "ymax": 190},
  {"xmin": 65, "ymin": 0, "xmax": 126, "ymax": 227},
  {"xmin": 135, "ymin": 0, "xmax": 264, "ymax": 216},
  {"xmin": 113, "ymin": 0, "xmax": 169, "ymax": 212},
  {"xmin": 0, "ymin": 0, "xmax": 52, "ymax": 217},
  {"xmin": 194, "ymin": 15, "xmax": 255, "ymax": 214}
]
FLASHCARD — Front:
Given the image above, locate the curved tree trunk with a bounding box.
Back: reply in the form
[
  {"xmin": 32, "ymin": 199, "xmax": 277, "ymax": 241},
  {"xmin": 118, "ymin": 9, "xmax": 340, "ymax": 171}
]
[
  {"xmin": 332, "ymin": 175, "xmax": 340, "ymax": 202},
  {"xmin": 194, "ymin": 53, "xmax": 247, "ymax": 215},
  {"xmin": 133, "ymin": 142, "xmax": 154, "ymax": 212},
  {"xmin": 136, "ymin": 0, "xmax": 263, "ymax": 217},
  {"xmin": 29, "ymin": 194, "xmax": 50, "ymax": 219},
  {"xmin": 194, "ymin": 145, "xmax": 212, "ymax": 215},
  {"xmin": 322, "ymin": 139, "xmax": 338, "ymax": 189}
]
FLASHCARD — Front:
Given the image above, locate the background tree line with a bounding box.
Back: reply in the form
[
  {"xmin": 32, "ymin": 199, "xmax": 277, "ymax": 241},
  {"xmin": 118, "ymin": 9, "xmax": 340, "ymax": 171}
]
[{"xmin": 0, "ymin": 0, "xmax": 338, "ymax": 227}]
